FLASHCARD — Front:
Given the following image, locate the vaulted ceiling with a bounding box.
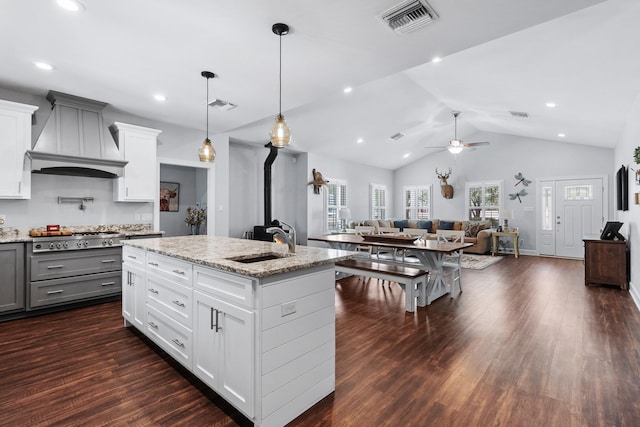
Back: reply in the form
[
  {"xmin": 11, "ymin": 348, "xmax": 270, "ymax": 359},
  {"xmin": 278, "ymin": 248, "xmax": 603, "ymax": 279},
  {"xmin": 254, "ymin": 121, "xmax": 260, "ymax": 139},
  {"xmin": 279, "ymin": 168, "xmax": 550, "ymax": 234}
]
[{"xmin": 2, "ymin": 0, "xmax": 639, "ymax": 169}]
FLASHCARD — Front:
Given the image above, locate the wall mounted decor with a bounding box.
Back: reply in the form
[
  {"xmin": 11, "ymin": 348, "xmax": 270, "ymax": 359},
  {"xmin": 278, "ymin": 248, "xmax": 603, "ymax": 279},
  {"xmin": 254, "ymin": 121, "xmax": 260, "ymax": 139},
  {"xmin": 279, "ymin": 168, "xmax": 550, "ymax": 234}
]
[
  {"xmin": 308, "ymin": 168, "xmax": 329, "ymax": 194},
  {"xmin": 514, "ymin": 172, "xmax": 531, "ymax": 187},
  {"xmin": 160, "ymin": 181, "xmax": 180, "ymax": 212},
  {"xmin": 509, "ymin": 189, "xmax": 527, "ymax": 203},
  {"xmin": 435, "ymin": 167, "xmax": 454, "ymax": 199}
]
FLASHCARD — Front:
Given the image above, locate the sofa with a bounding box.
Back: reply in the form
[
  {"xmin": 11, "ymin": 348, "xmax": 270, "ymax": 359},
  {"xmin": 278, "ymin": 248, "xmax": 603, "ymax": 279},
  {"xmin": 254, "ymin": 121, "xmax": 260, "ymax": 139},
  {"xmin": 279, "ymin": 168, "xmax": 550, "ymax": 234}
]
[{"xmin": 348, "ymin": 219, "xmax": 495, "ymax": 255}]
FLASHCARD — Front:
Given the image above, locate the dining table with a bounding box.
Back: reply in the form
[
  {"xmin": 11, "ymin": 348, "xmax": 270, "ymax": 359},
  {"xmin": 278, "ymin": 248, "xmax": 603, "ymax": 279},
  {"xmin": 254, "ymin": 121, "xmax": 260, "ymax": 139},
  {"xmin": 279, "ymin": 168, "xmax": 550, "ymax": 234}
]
[{"xmin": 308, "ymin": 233, "xmax": 472, "ymax": 305}]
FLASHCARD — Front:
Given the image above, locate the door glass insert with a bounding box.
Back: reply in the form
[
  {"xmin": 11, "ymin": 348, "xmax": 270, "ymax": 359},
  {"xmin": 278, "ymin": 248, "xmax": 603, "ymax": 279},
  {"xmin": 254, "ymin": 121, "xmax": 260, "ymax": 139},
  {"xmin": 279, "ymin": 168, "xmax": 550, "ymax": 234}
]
[{"xmin": 564, "ymin": 185, "xmax": 592, "ymax": 200}]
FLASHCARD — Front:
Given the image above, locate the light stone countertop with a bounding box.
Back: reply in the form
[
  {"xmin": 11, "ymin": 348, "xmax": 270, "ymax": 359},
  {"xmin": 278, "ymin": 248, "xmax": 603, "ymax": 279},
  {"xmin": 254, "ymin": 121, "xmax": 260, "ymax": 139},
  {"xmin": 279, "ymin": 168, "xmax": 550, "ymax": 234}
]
[
  {"xmin": 0, "ymin": 224, "xmax": 163, "ymax": 244},
  {"xmin": 124, "ymin": 235, "xmax": 357, "ymax": 278}
]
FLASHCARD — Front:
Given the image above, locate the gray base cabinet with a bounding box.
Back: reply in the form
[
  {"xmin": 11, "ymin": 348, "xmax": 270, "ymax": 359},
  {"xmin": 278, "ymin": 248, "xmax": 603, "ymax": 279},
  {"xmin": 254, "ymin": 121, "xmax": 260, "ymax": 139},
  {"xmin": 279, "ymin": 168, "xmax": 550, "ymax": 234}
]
[{"xmin": 0, "ymin": 243, "xmax": 25, "ymax": 313}]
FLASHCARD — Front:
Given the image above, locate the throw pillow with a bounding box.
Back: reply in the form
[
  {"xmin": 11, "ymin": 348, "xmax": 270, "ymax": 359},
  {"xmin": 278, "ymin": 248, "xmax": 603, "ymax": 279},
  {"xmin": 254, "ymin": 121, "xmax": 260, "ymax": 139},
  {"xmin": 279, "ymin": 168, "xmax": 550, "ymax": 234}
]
[
  {"xmin": 417, "ymin": 220, "xmax": 432, "ymax": 231},
  {"xmin": 439, "ymin": 220, "xmax": 455, "ymax": 230},
  {"xmin": 465, "ymin": 221, "xmax": 487, "ymax": 237},
  {"xmin": 394, "ymin": 219, "xmax": 409, "ymax": 230}
]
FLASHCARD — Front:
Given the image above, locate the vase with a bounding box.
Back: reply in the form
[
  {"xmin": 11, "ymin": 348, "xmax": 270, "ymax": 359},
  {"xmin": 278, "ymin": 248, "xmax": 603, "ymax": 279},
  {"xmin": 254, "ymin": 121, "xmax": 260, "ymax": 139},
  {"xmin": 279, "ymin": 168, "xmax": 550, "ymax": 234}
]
[{"xmin": 190, "ymin": 225, "xmax": 200, "ymax": 235}]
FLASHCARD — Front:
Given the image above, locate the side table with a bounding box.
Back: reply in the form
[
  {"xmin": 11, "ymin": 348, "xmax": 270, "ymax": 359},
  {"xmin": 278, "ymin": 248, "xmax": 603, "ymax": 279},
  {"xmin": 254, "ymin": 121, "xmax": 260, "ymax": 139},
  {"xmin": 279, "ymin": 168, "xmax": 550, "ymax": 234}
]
[{"xmin": 492, "ymin": 231, "xmax": 520, "ymax": 258}]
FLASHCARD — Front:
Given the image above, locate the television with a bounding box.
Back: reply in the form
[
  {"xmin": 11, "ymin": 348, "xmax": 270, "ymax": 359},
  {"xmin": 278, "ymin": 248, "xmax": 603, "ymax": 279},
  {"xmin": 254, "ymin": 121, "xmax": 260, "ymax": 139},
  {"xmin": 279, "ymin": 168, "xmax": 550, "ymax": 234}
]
[{"xmin": 600, "ymin": 221, "xmax": 624, "ymax": 241}]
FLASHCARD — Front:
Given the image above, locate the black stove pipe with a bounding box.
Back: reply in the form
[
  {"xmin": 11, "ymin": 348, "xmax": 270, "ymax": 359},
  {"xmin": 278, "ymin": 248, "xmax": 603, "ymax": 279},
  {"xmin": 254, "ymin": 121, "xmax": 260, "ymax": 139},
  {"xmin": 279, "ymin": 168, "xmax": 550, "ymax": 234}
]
[{"xmin": 263, "ymin": 142, "xmax": 279, "ymax": 226}]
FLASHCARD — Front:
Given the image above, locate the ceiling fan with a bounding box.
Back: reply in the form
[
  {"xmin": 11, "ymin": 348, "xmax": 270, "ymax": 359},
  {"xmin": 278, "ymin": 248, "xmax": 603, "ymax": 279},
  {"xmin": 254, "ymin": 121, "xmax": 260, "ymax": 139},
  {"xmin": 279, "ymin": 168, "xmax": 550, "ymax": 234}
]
[{"xmin": 425, "ymin": 111, "xmax": 489, "ymax": 154}]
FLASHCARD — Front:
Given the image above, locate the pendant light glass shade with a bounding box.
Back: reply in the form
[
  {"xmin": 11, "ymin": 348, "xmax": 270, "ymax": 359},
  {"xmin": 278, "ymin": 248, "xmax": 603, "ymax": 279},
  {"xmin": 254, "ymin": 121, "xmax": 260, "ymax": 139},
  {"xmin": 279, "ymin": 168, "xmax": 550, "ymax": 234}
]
[
  {"xmin": 270, "ymin": 114, "xmax": 291, "ymax": 148},
  {"xmin": 199, "ymin": 71, "xmax": 216, "ymax": 162},
  {"xmin": 270, "ymin": 23, "xmax": 291, "ymax": 148},
  {"xmin": 199, "ymin": 138, "xmax": 215, "ymax": 161}
]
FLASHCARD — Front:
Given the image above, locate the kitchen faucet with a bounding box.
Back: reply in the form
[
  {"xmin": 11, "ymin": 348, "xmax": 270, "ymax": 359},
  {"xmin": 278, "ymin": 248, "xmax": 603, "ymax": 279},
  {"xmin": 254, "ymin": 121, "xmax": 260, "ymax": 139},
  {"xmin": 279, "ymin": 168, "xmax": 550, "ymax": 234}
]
[{"xmin": 266, "ymin": 221, "xmax": 296, "ymax": 253}]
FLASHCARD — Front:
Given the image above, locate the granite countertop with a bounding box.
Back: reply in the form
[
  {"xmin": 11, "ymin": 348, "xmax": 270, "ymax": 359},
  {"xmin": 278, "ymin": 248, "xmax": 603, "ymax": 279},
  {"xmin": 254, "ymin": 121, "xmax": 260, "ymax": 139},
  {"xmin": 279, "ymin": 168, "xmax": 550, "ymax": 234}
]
[
  {"xmin": 0, "ymin": 224, "xmax": 164, "ymax": 244},
  {"xmin": 124, "ymin": 235, "xmax": 357, "ymax": 278}
]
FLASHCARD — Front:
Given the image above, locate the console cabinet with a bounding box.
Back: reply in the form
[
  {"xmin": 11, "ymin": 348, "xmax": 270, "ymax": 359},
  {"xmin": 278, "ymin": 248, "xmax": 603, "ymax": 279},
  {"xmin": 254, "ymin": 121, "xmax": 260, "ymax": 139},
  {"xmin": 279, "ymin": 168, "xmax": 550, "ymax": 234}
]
[{"xmin": 583, "ymin": 238, "xmax": 629, "ymax": 290}]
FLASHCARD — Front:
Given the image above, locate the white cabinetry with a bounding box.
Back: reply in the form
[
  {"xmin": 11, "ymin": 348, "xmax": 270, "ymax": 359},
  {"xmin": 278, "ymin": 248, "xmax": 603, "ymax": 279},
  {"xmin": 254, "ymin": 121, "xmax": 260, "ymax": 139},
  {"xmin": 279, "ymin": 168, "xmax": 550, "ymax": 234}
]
[
  {"xmin": 112, "ymin": 121, "xmax": 161, "ymax": 202},
  {"xmin": 121, "ymin": 245, "xmax": 336, "ymax": 427},
  {"xmin": 122, "ymin": 246, "xmax": 146, "ymax": 329},
  {"xmin": 193, "ymin": 268, "xmax": 255, "ymax": 417},
  {"xmin": 0, "ymin": 99, "xmax": 38, "ymax": 199}
]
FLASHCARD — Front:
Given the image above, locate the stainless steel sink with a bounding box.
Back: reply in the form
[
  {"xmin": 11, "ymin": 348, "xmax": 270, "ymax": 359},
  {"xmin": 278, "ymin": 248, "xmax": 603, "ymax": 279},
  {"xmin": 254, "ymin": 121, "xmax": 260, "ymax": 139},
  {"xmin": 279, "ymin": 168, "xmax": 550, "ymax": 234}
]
[{"xmin": 227, "ymin": 253, "xmax": 291, "ymax": 264}]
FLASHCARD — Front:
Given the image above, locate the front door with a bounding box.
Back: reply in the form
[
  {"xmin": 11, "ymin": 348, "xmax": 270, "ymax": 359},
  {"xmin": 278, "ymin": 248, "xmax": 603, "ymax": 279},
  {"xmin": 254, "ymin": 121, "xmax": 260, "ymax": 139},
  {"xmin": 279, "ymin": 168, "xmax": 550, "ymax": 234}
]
[{"xmin": 539, "ymin": 177, "xmax": 604, "ymax": 258}]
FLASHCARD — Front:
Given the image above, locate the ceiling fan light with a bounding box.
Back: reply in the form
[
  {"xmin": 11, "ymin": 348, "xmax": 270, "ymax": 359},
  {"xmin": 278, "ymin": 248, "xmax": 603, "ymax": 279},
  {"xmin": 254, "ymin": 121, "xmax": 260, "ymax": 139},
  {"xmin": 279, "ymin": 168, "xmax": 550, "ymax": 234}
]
[
  {"xmin": 448, "ymin": 140, "xmax": 463, "ymax": 154},
  {"xmin": 198, "ymin": 138, "xmax": 215, "ymax": 162},
  {"xmin": 270, "ymin": 114, "xmax": 291, "ymax": 148}
]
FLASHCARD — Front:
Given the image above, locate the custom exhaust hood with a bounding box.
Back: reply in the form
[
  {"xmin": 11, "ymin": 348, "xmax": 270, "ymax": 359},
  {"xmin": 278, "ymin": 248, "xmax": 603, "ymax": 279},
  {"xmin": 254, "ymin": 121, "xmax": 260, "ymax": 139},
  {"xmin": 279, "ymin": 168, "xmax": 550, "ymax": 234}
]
[{"xmin": 26, "ymin": 91, "xmax": 128, "ymax": 178}]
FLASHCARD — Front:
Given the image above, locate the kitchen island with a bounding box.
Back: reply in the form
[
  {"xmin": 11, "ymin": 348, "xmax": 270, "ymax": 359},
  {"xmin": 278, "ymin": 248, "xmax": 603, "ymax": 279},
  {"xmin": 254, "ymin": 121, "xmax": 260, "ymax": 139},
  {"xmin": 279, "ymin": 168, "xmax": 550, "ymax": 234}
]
[{"xmin": 122, "ymin": 235, "xmax": 355, "ymax": 427}]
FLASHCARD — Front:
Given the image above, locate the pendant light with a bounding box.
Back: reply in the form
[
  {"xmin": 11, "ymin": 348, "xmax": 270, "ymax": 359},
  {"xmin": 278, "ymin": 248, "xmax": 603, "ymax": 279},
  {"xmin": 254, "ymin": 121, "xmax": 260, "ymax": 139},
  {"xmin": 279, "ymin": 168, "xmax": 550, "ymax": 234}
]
[
  {"xmin": 270, "ymin": 23, "xmax": 291, "ymax": 148},
  {"xmin": 448, "ymin": 111, "xmax": 464, "ymax": 154},
  {"xmin": 198, "ymin": 71, "xmax": 216, "ymax": 162}
]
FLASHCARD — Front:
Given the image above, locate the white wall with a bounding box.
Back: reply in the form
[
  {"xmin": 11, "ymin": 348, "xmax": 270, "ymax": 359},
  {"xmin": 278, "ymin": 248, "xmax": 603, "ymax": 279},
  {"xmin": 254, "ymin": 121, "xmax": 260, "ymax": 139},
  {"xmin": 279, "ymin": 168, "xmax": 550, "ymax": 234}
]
[
  {"xmin": 394, "ymin": 132, "xmax": 614, "ymax": 253},
  {"xmin": 305, "ymin": 152, "xmax": 394, "ymax": 242},
  {"xmin": 614, "ymin": 92, "xmax": 640, "ymax": 307}
]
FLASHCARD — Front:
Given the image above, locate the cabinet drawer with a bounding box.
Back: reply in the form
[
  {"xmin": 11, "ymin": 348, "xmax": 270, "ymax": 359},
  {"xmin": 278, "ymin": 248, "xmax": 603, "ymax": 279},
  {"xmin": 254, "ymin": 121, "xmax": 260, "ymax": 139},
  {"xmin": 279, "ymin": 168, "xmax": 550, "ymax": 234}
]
[
  {"xmin": 146, "ymin": 252, "xmax": 192, "ymax": 287},
  {"xmin": 30, "ymin": 248, "xmax": 122, "ymax": 281},
  {"xmin": 146, "ymin": 271, "xmax": 192, "ymax": 327},
  {"xmin": 194, "ymin": 265, "xmax": 255, "ymax": 309},
  {"xmin": 146, "ymin": 304, "xmax": 192, "ymax": 370},
  {"xmin": 122, "ymin": 246, "xmax": 145, "ymax": 268},
  {"xmin": 29, "ymin": 271, "xmax": 121, "ymax": 309}
]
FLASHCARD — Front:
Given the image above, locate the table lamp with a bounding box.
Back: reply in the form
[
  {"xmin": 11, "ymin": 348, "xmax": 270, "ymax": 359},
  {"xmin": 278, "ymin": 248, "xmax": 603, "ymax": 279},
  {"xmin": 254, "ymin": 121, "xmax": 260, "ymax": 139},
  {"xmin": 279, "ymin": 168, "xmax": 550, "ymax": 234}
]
[
  {"xmin": 338, "ymin": 208, "xmax": 351, "ymax": 232},
  {"xmin": 502, "ymin": 209, "xmax": 514, "ymax": 231}
]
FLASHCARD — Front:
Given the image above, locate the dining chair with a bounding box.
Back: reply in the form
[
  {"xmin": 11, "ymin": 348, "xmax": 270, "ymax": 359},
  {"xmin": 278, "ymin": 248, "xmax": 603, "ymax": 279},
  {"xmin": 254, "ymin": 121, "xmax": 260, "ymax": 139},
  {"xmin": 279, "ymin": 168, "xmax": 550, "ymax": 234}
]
[
  {"xmin": 435, "ymin": 230, "xmax": 465, "ymax": 297},
  {"xmin": 354, "ymin": 226, "xmax": 375, "ymax": 257}
]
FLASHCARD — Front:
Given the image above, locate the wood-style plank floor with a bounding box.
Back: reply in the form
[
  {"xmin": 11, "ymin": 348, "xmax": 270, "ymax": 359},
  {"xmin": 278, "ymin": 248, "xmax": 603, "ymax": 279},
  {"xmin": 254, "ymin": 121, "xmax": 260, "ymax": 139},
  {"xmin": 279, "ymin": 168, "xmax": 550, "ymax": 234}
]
[{"xmin": 1, "ymin": 255, "xmax": 639, "ymax": 426}]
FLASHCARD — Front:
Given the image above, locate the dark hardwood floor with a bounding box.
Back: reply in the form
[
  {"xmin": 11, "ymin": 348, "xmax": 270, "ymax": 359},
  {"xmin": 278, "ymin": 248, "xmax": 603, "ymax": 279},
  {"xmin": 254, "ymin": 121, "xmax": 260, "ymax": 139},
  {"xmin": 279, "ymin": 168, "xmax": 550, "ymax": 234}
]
[{"xmin": 1, "ymin": 255, "xmax": 639, "ymax": 426}]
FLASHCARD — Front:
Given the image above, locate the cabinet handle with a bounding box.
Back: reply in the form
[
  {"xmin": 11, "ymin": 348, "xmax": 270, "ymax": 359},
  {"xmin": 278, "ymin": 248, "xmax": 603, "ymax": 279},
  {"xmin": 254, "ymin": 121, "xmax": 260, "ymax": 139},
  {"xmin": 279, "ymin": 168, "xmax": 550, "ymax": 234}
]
[
  {"xmin": 47, "ymin": 264, "xmax": 64, "ymax": 269},
  {"xmin": 47, "ymin": 289, "xmax": 64, "ymax": 295},
  {"xmin": 127, "ymin": 255, "xmax": 137, "ymax": 260},
  {"xmin": 172, "ymin": 338, "xmax": 185, "ymax": 348},
  {"xmin": 127, "ymin": 271, "xmax": 133, "ymax": 286},
  {"xmin": 172, "ymin": 269, "xmax": 186, "ymax": 275},
  {"xmin": 149, "ymin": 288, "xmax": 159, "ymax": 294},
  {"xmin": 148, "ymin": 321, "xmax": 158, "ymax": 329},
  {"xmin": 102, "ymin": 259, "xmax": 116, "ymax": 263},
  {"xmin": 148, "ymin": 262, "xmax": 159, "ymax": 267},
  {"xmin": 101, "ymin": 281, "xmax": 116, "ymax": 287},
  {"xmin": 172, "ymin": 300, "xmax": 185, "ymax": 307},
  {"xmin": 210, "ymin": 307, "xmax": 214, "ymax": 330},
  {"xmin": 214, "ymin": 309, "xmax": 222, "ymax": 332}
]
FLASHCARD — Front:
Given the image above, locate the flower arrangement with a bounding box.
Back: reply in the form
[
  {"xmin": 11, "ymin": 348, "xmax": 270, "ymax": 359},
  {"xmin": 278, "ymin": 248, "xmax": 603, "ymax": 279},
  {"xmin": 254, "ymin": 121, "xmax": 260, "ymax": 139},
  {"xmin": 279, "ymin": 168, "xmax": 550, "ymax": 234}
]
[
  {"xmin": 634, "ymin": 146, "xmax": 640, "ymax": 164},
  {"xmin": 185, "ymin": 206, "xmax": 206, "ymax": 234}
]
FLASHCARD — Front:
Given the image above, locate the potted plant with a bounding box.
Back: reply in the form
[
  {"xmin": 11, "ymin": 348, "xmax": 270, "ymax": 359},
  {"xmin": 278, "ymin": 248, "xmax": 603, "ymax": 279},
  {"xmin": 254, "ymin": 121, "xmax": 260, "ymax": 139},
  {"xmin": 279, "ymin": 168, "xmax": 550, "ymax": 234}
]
[{"xmin": 634, "ymin": 146, "xmax": 640, "ymax": 164}]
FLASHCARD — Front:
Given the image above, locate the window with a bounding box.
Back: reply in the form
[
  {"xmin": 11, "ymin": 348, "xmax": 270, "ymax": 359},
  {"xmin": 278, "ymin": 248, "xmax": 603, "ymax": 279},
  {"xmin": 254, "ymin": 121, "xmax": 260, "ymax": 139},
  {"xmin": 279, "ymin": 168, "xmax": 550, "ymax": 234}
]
[
  {"xmin": 465, "ymin": 181, "xmax": 502, "ymax": 226},
  {"xmin": 564, "ymin": 184, "xmax": 593, "ymax": 200},
  {"xmin": 541, "ymin": 186, "xmax": 553, "ymax": 230},
  {"xmin": 404, "ymin": 185, "xmax": 431, "ymax": 219},
  {"xmin": 370, "ymin": 183, "xmax": 387, "ymax": 220},
  {"xmin": 326, "ymin": 179, "xmax": 347, "ymax": 232}
]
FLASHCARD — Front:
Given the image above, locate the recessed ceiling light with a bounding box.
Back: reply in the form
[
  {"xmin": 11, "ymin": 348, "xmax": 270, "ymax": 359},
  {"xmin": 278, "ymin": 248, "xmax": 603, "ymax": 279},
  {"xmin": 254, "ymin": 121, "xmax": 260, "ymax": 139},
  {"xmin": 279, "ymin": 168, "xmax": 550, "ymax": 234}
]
[
  {"xmin": 343, "ymin": 87, "xmax": 353, "ymax": 94},
  {"xmin": 431, "ymin": 57, "xmax": 442, "ymax": 63},
  {"xmin": 56, "ymin": 0, "xmax": 85, "ymax": 12},
  {"xmin": 34, "ymin": 62, "xmax": 54, "ymax": 70},
  {"xmin": 153, "ymin": 94, "xmax": 167, "ymax": 102},
  {"xmin": 558, "ymin": 133, "xmax": 566, "ymax": 137},
  {"xmin": 357, "ymin": 138, "xmax": 364, "ymax": 144},
  {"xmin": 403, "ymin": 153, "xmax": 410, "ymax": 158},
  {"xmin": 546, "ymin": 102, "xmax": 556, "ymax": 108}
]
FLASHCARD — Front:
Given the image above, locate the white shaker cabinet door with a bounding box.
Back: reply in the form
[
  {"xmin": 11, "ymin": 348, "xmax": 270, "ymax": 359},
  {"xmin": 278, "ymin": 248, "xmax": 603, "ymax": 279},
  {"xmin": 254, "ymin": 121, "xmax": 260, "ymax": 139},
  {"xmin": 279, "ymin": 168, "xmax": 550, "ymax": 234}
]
[{"xmin": 0, "ymin": 100, "xmax": 38, "ymax": 199}]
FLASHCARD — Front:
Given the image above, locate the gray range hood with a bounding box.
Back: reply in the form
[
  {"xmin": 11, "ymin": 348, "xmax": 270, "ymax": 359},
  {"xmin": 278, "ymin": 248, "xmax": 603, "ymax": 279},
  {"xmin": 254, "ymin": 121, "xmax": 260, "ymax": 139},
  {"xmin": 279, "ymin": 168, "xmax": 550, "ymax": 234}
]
[{"xmin": 26, "ymin": 91, "xmax": 128, "ymax": 178}]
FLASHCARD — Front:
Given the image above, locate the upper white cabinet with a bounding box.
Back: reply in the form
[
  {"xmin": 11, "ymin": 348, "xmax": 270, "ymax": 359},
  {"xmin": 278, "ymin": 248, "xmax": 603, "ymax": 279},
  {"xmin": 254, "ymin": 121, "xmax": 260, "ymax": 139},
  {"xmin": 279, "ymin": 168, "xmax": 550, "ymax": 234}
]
[
  {"xmin": 0, "ymin": 99, "xmax": 38, "ymax": 199},
  {"xmin": 112, "ymin": 121, "xmax": 161, "ymax": 202}
]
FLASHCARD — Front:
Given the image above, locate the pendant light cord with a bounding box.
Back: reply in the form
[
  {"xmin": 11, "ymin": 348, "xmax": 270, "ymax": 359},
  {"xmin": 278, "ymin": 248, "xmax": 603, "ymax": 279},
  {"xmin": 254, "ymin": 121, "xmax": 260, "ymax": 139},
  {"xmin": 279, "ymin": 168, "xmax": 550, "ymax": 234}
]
[
  {"xmin": 206, "ymin": 76, "xmax": 209, "ymax": 139},
  {"xmin": 278, "ymin": 32, "xmax": 282, "ymax": 116}
]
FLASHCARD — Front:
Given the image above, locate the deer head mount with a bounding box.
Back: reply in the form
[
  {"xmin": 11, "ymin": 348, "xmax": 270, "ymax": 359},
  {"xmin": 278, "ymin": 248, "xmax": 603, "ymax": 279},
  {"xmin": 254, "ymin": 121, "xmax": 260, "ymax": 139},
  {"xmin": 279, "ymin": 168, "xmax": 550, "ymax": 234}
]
[{"xmin": 436, "ymin": 167, "xmax": 454, "ymax": 199}]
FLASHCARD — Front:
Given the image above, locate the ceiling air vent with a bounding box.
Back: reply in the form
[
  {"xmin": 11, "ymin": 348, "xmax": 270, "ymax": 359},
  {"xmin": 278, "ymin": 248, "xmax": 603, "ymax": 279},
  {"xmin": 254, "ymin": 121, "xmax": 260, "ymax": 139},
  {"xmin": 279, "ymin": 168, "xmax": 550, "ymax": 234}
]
[
  {"xmin": 389, "ymin": 132, "xmax": 405, "ymax": 141},
  {"xmin": 378, "ymin": 0, "xmax": 439, "ymax": 35},
  {"xmin": 208, "ymin": 98, "xmax": 237, "ymax": 111},
  {"xmin": 509, "ymin": 111, "xmax": 529, "ymax": 118}
]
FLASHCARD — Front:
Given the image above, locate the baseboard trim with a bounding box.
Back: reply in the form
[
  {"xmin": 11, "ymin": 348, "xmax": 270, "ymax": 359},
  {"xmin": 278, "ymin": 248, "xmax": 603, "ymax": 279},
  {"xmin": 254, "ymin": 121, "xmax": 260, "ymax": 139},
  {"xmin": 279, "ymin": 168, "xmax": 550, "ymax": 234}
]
[{"xmin": 630, "ymin": 282, "xmax": 640, "ymax": 313}]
